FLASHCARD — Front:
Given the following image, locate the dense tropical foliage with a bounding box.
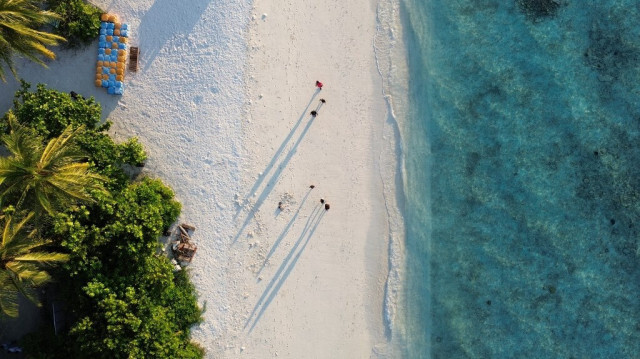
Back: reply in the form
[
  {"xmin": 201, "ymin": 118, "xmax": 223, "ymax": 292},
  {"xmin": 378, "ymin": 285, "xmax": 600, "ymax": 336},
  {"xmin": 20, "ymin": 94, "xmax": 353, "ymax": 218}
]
[
  {"xmin": 0, "ymin": 211, "xmax": 68, "ymax": 317},
  {"xmin": 0, "ymin": 84, "xmax": 204, "ymax": 358},
  {"xmin": 45, "ymin": 0, "xmax": 101, "ymax": 47},
  {"xmin": 0, "ymin": 114, "xmax": 107, "ymax": 214},
  {"xmin": 0, "ymin": 0, "xmax": 65, "ymax": 81}
]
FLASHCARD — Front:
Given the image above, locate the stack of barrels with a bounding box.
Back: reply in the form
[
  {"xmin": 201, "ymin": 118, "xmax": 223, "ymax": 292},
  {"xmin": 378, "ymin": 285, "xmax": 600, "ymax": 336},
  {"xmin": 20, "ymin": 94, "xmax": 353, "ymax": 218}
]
[{"xmin": 94, "ymin": 14, "xmax": 129, "ymax": 95}]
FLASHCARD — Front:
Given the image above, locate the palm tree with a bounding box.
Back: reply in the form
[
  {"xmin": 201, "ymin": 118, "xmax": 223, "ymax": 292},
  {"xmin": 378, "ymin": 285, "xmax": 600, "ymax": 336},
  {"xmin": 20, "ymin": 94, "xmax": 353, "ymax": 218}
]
[
  {"xmin": 0, "ymin": 113, "xmax": 108, "ymax": 215},
  {"xmin": 0, "ymin": 211, "xmax": 68, "ymax": 317},
  {"xmin": 0, "ymin": 0, "xmax": 65, "ymax": 81}
]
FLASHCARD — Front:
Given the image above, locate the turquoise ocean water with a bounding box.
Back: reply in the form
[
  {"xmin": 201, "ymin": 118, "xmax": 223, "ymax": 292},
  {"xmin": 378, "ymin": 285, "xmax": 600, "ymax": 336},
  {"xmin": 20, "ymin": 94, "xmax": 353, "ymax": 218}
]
[{"xmin": 398, "ymin": 1, "xmax": 640, "ymax": 358}]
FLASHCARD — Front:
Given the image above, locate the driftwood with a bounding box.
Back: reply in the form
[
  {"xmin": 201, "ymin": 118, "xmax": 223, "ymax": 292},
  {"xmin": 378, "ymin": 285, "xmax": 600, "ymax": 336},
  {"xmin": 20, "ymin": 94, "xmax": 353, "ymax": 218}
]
[
  {"xmin": 172, "ymin": 223, "xmax": 197, "ymax": 263},
  {"xmin": 174, "ymin": 242, "xmax": 197, "ymax": 263},
  {"xmin": 180, "ymin": 223, "xmax": 196, "ymax": 231}
]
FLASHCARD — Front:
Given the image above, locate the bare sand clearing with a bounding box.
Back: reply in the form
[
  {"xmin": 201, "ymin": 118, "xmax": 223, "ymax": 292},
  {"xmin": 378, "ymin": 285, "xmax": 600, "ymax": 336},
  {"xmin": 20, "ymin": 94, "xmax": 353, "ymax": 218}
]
[{"xmin": 0, "ymin": 0, "xmax": 405, "ymax": 357}]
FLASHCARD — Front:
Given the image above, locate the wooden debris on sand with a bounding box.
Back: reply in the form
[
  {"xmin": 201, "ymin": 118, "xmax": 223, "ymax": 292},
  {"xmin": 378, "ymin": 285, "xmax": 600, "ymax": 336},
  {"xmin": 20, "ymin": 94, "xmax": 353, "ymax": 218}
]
[
  {"xmin": 129, "ymin": 46, "xmax": 139, "ymax": 71},
  {"xmin": 172, "ymin": 223, "xmax": 197, "ymax": 263}
]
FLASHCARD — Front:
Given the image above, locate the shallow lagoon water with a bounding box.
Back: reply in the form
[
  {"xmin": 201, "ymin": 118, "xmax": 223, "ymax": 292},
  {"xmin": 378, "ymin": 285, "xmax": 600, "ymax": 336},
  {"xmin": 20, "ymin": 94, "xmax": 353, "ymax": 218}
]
[{"xmin": 399, "ymin": 1, "xmax": 640, "ymax": 358}]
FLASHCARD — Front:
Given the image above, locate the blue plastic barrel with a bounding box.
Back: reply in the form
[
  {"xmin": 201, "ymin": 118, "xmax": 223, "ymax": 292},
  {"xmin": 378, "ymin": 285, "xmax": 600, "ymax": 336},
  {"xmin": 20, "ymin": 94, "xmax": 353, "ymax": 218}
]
[
  {"xmin": 102, "ymin": 67, "xmax": 109, "ymax": 74},
  {"xmin": 113, "ymin": 36, "xmax": 119, "ymax": 43},
  {"xmin": 99, "ymin": 35, "xmax": 106, "ymax": 42},
  {"xmin": 121, "ymin": 24, "xmax": 128, "ymax": 30},
  {"xmin": 107, "ymin": 87, "xmax": 115, "ymax": 95},
  {"xmin": 102, "ymin": 80, "xmax": 109, "ymax": 88},
  {"xmin": 99, "ymin": 28, "xmax": 106, "ymax": 35},
  {"xmin": 109, "ymin": 75, "xmax": 116, "ymax": 82},
  {"xmin": 107, "ymin": 22, "xmax": 114, "ymax": 29},
  {"xmin": 106, "ymin": 29, "xmax": 113, "ymax": 36},
  {"xmin": 115, "ymin": 81, "xmax": 123, "ymax": 88},
  {"xmin": 98, "ymin": 54, "xmax": 105, "ymax": 61},
  {"xmin": 118, "ymin": 43, "xmax": 127, "ymax": 50},
  {"xmin": 98, "ymin": 48, "xmax": 105, "ymax": 55}
]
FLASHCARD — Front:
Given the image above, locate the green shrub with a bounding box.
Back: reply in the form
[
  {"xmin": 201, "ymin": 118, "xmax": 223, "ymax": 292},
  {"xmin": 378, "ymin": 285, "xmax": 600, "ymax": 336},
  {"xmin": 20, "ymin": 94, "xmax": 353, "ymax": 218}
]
[
  {"xmin": 6, "ymin": 80, "xmax": 101, "ymax": 138},
  {"xmin": 5, "ymin": 84, "xmax": 202, "ymax": 358},
  {"xmin": 119, "ymin": 137, "xmax": 148, "ymax": 167},
  {"xmin": 46, "ymin": 0, "xmax": 102, "ymax": 47},
  {"xmin": 6, "ymin": 82, "xmax": 149, "ymax": 192}
]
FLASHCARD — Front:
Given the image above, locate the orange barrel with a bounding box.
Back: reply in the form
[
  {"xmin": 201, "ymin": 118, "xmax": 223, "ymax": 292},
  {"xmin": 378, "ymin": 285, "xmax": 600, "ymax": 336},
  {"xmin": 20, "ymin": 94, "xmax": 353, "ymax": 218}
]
[
  {"xmin": 104, "ymin": 48, "xmax": 111, "ymax": 55},
  {"xmin": 116, "ymin": 62, "xmax": 125, "ymax": 69},
  {"xmin": 106, "ymin": 35, "xmax": 112, "ymax": 42},
  {"xmin": 97, "ymin": 61, "xmax": 103, "ymax": 67},
  {"xmin": 116, "ymin": 75, "xmax": 124, "ymax": 81},
  {"xmin": 116, "ymin": 69, "xmax": 124, "ymax": 76},
  {"xmin": 95, "ymin": 79, "xmax": 102, "ymax": 87},
  {"xmin": 114, "ymin": 29, "xmax": 120, "ymax": 36},
  {"xmin": 114, "ymin": 23, "xmax": 121, "ymax": 29},
  {"xmin": 101, "ymin": 14, "xmax": 109, "ymax": 22},
  {"xmin": 102, "ymin": 74, "xmax": 109, "ymax": 80},
  {"xmin": 111, "ymin": 42, "xmax": 118, "ymax": 49},
  {"xmin": 110, "ymin": 61, "xmax": 117, "ymax": 68},
  {"xmin": 108, "ymin": 15, "xmax": 117, "ymax": 22},
  {"xmin": 109, "ymin": 68, "xmax": 116, "ymax": 74},
  {"xmin": 120, "ymin": 37, "xmax": 128, "ymax": 44}
]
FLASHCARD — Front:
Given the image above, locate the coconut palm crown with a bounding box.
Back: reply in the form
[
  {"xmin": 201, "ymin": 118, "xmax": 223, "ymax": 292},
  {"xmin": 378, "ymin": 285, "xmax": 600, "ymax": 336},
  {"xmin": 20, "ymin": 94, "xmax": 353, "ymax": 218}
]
[
  {"xmin": 0, "ymin": 211, "xmax": 68, "ymax": 317},
  {"xmin": 0, "ymin": 0, "xmax": 65, "ymax": 81},
  {"xmin": 0, "ymin": 113, "xmax": 108, "ymax": 215}
]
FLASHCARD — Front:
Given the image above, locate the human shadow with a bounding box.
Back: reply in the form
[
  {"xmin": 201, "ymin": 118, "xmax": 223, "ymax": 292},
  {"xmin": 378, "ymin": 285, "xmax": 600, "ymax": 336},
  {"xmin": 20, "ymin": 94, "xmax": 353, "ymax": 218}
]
[
  {"xmin": 245, "ymin": 205, "xmax": 326, "ymax": 332},
  {"xmin": 235, "ymin": 90, "xmax": 319, "ymax": 219},
  {"xmin": 257, "ymin": 188, "xmax": 313, "ymax": 277},
  {"xmin": 138, "ymin": 0, "xmax": 211, "ymax": 71},
  {"xmin": 233, "ymin": 92, "xmax": 321, "ymax": 243}
]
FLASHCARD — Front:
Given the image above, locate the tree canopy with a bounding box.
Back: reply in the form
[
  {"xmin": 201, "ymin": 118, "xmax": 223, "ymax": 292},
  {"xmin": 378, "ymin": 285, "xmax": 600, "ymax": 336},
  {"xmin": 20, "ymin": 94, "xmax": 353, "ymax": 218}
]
[{"xmin": 0, "ymin": 0, "xmax": 65, "ymax": 81}]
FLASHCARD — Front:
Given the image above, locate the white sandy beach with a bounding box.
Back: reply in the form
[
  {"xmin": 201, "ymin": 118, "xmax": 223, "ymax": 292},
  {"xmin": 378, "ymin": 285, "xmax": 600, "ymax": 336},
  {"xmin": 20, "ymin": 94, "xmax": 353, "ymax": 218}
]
[{"xmin": 0, "ymin": 0, "xmax": 404, "ymax": 357}]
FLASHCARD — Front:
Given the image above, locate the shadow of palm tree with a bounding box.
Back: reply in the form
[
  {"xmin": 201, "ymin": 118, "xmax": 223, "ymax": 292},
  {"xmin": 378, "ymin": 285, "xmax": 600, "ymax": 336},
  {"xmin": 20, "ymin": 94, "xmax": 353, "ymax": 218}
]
[{"xmin": 138, "ymin": 0, "xmax": 212, "ymax": 71}]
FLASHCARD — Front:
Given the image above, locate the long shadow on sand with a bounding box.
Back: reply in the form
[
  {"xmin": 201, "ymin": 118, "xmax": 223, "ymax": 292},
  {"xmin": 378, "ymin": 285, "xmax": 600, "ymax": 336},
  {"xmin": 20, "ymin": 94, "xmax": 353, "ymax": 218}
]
[
  {"xmin": 244, "ymin": 205, "xmax": 326, "ymax": 332},
  {"xmin": 256, "ymin": 188, "xmax": 313, "ymax": 277},
  {"xmin": 233, "ymin": 92, "xmax": 324, "ymax": 243}
]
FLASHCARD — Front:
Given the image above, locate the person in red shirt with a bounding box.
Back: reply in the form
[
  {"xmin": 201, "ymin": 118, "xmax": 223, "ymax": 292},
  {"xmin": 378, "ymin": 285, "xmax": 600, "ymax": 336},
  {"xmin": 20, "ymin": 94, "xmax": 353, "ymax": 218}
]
[{"xmin": 315, "ymin": 80, "xmax": 323, "ymax": 89}]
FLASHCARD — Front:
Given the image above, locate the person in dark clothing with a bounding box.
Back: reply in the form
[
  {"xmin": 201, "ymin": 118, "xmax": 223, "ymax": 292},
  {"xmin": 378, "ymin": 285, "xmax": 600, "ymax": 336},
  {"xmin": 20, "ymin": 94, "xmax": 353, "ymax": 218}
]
[
  {"xmin": 324, "ymin": 203, "xmax": 330, "ymax": 211},
  {"xmin": 311, "ymin": 110, "xmax": 317, "ymax": 117},
  {"xmin": 320, "ymin": 98, "xmax": 326, "ymax": 104},
  {"xmin": 320, "ymin": 198, "xmax": 325, "ymax": 204},
  {"xmin": 310, "ymin": 185, "xmax": 315, "ymax": 189}
]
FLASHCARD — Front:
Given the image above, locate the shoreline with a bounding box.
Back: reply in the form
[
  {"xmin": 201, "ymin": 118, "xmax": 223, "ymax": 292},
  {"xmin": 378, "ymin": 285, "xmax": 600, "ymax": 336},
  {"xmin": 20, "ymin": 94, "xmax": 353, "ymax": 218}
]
[{"xmin": 0, "ymin": 0, "xmax": 408, "ymax": 357}]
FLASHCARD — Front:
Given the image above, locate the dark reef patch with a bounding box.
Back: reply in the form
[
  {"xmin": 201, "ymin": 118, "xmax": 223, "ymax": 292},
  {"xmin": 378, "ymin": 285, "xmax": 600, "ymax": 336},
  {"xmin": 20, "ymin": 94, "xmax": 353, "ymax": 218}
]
[{"xmin": 516, "ymin": 0, "xmax": 563, "ymax": 21}]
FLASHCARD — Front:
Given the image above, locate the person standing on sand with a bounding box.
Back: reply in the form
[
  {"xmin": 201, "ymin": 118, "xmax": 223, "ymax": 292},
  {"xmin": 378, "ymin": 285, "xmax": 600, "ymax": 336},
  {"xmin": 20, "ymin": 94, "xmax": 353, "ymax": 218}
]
[
  {"xmin": 320, "ymin": 98, "xmax": 326, "ymax": 104},
  {"xmin": 325, "ymin": 203, "xmax": 330, "ymax": 211},
  {"xmin": 320, "ymin": 198, "xmax": 325, "ymax": 204},
  {"xmin": 316, "ymin": 80, "xmax": 323, "ymax": 89},
  {"xmin": 311, "ymin": 110, "xmax": 317, "ymax": 117}
]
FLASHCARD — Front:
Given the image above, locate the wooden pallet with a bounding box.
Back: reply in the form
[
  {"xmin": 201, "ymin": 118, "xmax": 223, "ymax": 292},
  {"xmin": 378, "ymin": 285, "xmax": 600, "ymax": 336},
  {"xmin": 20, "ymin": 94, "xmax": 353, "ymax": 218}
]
[{"xmin": 129, "ymin": 46, "xmax": 139, "ymax": 71}]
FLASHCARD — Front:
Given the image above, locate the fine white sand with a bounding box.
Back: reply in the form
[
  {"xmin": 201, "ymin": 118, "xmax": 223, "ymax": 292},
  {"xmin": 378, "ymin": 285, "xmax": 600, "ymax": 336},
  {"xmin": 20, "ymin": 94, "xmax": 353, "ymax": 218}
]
[{"xmin": 0, "ymin": 0, "xmax": 405, "ymax": 357}]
